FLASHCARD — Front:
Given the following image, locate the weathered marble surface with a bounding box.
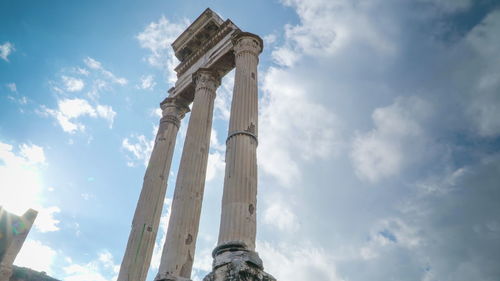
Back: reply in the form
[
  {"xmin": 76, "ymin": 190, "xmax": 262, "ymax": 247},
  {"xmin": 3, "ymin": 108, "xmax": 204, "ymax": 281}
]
[
  {"xmin": 155, "ymin": 69, "xmax": 220, "ymax": 281},
  {"xmin": 0, "ymin": 208, "xmax": 38, "ymax": 281},
  {"xmin": 203, "ymin": 242, "xmax": 275, "ymax": 281},
  {"xmin": 8, "ymin": 265, "xmax": 60, "ymax": 281},
  {"xmin": 119, "ymin": 8, "xmax": 274, "ymax": 281},
  {"xmin": 117, "ymin": 97, "xmax": 189, "ymax": 281},
  {"xmin": 204, "ymin": 32, "xmax": 276, "ymax": 281},
  {"xmin": 217, "ymin": 32, "xmax": 263, "ymax": 251}
]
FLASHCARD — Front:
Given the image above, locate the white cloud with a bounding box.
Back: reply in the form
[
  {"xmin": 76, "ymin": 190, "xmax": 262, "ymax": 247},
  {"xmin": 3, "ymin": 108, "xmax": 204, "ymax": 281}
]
[
  {"xmin": 0, "ymin": 42, "xmax": 15, "ymax": 62},
  {"xmin": 86, "ymin": 79, "xmax": 108, "ymax": 101},
  {"xmin": 263, "ymin": 201, "xmax": 299, "ymax": 232},
  {"xmin": 81, "ymin": 192, "xmax": 94, "ymax": 200},
  {"xmin": 136, "ymin": 16, "xmax": 188, "ymax": 84},
  {"xmin": 42, "ymin": 57, "xmax": 124, "ymax": 134},
  {"xmin": 62, "ymin": 76, "xmax": 85, "ymax": 92},
  {"xmin": 42, "ymin": 98, "xmax": 116, "ymax": 133},
  {"xmin": 34, "ymin": 206, "xmax": 61, "ymax": 232},
  {"xmin": 359, "ymin": 246, "xmax": 378, "ymax": 260},
  {"xmin": 357, "ymin": 217, "xmax": 421, "ymax": 262},
  {"xmin": 84, "ymin": 57, "xmax": 102, "ymax": 69},
  {"xmin": 151, "ymin": 198, "xmax": 172, "ymax": 270},
  {"xmin": 271, "ymin": 47, "xmax": 299, "ymax": 67},
  {"xmin": 63, "ymin": 250, "xmax": 119, "ymax": 281},
  {"xmin": 122, "ymin": 134, "xmax": 154, "ymax": 167},
  {"xmin": 19, "ymin": 96, "xmax": 28, "ymax": 105},
  {"xmin": 0, "ymin": 142, "xmax": 59, "ymax": 234},
  {"xmin": 253, "ymin": 2, "xmax": 500, "ymax": 281},
  {"xmin": 98, "ymin": 250, "xmax": 120, "ymax": 274},
  {"xmin": 137, "ymin": 74, "xmax": 156, "ymax": 90},
  {"xmin": 152, "ymin": 108, "xmax": 162, "ymax": 118},
  {"xmin": 42, "ymin": 99, "xmax": 94, "ymax": 133},
  {"xmin": 6, "ymin": 82, "xmax": 17, "ymax": 92},
  {"xmin": 350, "ymin": 96, "xmax": 432, "ymax": 182},
  {"xmin": 15, "ymin": 239, "xmax": 57, "ymax": 274},
  {"xmin": 59, "ymin": 98, "xmax": 96, "ymax": 118},
  {"xmin": 209, "ymin": 128, "xmax": 225, "ymax": 152},
  {"xmin": 464, "ymin": 10, "xmax": 500, "ymax": 137},
  {"xmin": 419, "ymin": 0, "xmax": 472, "ymax": 12},
  {"xmin": 273, "ymin": 0, "xmax": 396, "ymax": 66},
  {"xmin": 376, "ymin": 218, "xmax": 421, "ymax": 248},
  {"xmin": 415, "ymin": 167, "xmax": 468, "ymax": 196},
  {"xmin": 84, "ymin": 57, "xmax": 128, "ymax": 85},
  {"xmin": 75, "ymin": 67, "xmax": 90, "ymax": 76},
  {"xmin": 263, "ymin": 34, "xmax": 277, "ymax": 45},
  {"xmin": 64, "ymin": 264, "xmax": 109, "ymax": 281},
  {"xmin": 214, "ymin": 71, "xmax": 234, "ymax": 121},
  {"xmin": 259, "ymin": 67, "xmax": 340, "ymax": 186},
  {"xmin": 205, "ymin": 151, "xmax": 225, "ymax": 183},
  {"xmin": 258, "ymin": 241, "xmax": 345, "ymax": 281},
  {"xmin": 466, "ymin": 10, "xmax": 500, "ymax": 58},
  {"xmin": 96, "ymin": 105, "xmax": 117, "ymax": 128},
  {"xmin": 6, "ymin": 93, "xmax": 28, "ymax": 106},
  {"xmin": 19, "ymin": 143, "xmax": 46, "ymax": 164},
  {"xmin": 470, "ymin": 105, "xmax": 500, "ymax": 136}
]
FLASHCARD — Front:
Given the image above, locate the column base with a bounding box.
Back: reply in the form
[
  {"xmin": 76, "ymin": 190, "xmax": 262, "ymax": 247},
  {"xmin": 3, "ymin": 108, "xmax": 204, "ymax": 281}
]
[
  {"xmin": 203, "ymin": 241, "xmax": 276, "ymax": 281},
  {"xmin": 154, "ymin": 273, "xmax": 192, "ymax": 281},
  {"xmin": 0, "ymin": 264, "xmax": 13, "ymax": 281}
]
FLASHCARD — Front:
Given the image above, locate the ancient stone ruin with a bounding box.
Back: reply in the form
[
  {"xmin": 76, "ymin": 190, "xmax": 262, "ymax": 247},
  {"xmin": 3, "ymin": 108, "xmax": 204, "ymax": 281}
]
[
  {"xmin": 117, "ymin": 8, "xmax": 275, "ymax": 281},
  {"xmin": 0, "ymin": 207, "xmax": 38, "ymax": 281}
]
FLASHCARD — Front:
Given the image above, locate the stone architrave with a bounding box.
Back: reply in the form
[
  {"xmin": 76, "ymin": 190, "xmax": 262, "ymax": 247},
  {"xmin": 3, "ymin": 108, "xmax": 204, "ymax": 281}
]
[
  {"xmin": 117, "ymin": 97, "xmax": 190, "ymax": 281},
  {"xmin": 155, "ymin": 69, "xmax": 220, "ymax": 281},
  {"xmin": 0, "ymin": 208, "xmax": 38, "ymax": 281}
]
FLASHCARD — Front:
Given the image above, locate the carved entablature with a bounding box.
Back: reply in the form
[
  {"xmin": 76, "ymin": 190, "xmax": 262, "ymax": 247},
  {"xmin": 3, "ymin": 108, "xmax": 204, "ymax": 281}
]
[
  {"xmin": 168, "ymin": 8, "xmax": 240, "ymax": 102},
  {"xmin": 174, "ymin": 19, "xmax": 237, "ymax": 76},
  {"xmin": 172, "ymin": 8, "xmax": 225, "ymax": 62}
]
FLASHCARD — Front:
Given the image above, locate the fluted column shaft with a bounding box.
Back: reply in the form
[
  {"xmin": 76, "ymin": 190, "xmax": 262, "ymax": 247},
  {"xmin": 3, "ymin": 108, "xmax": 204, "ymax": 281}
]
[
  {"xmin": 217, "ymin": 33, "xmax": 263, "ymax": 250},
  {"xmin": 118, "ymin": 97, "xmax": 189, "ymax": 281},
  {"xmin": 156, "ymin": 69, "xmax": 220, "ymax": 281}
]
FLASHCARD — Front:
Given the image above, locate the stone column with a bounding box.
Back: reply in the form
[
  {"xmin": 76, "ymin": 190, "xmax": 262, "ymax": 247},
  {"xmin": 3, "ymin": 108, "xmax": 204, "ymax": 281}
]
[
  {"xmin": 117, "ymin": 96, "xmax": 190, "ymax": 281},
  {"xmin": 155, "ymin": 69, "xmax": 220, "ymax": 281},
  {"xmin": 217, "ymin": 32, "xmax": 263, "ymax": 250},
  {"xmin": 0, "ymin": 208, "xmax": 37, "ymax": 281},
  {"xmin": 203, "ymin": 32, "xmax": 274, "ymax": 281}
]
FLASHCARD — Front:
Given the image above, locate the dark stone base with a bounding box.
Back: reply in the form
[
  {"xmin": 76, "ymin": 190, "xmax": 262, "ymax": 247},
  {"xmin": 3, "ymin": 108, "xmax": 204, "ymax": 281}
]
[
  {"xmin": 203, "ymin": 241, "xmax": 276, "ymax": 281},
  {"xmin": 154, "ymin": 275, "xmax": 191, "ymax": 281}
]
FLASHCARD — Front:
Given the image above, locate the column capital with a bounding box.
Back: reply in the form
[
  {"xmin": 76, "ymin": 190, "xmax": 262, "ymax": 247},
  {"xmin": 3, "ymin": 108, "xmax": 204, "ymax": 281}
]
[
  {"xmin": 192, "ymin": 68, "xmax": 221, "ymax": 94},
  {"xmin": 232, "ymin": 32, "xmax": 264, "ymax": 57},
  {"xmin": 160, "ymin": 96, "xmax": 191, "ymax": 128}
]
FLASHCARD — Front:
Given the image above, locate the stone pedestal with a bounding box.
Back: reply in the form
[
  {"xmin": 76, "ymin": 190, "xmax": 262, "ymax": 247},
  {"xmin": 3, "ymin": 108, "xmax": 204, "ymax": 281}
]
[
  {"xmin": 155, "ymin": 69, "xmax": 220, "ymax": 281},
  {"xmin": 0, "ymin": 264, "xmax": 12, "ymax": 281},
  {"xmin": 203, "ymin": 242, "xmax": 275, "ymax": 281},
  {"xmin": 117, "ymin": 97, "xmax": 189, "ymax": 281}
]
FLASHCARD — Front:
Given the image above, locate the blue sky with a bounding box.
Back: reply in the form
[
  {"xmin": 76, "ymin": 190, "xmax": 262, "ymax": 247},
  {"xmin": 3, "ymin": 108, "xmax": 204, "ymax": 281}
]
[{"xmin": 1, "ymin": 0, "xmax": 500, "ymax": 280}]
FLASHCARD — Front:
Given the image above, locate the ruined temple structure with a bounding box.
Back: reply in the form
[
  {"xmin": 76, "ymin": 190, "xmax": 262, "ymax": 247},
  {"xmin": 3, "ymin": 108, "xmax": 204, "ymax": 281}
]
[
  {"xmin": 0, "ymin": 207, "xmax": 38, "ymax": 281},
  {"xmin": 117, "ymin": 8, "xmax": 275, "ymax": 281}
]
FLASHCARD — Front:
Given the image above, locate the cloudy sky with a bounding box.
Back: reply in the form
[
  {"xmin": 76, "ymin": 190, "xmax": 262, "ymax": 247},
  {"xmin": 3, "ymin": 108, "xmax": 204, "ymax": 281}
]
[{"xmin": 1, "ymin": 0, "xmax": 500, "ymax": 280}]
